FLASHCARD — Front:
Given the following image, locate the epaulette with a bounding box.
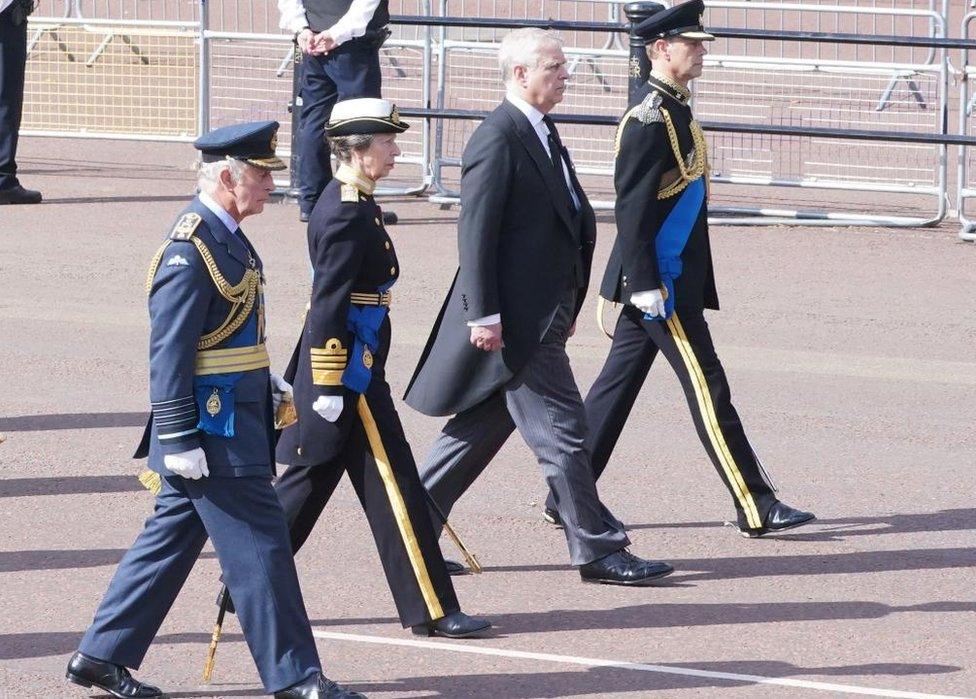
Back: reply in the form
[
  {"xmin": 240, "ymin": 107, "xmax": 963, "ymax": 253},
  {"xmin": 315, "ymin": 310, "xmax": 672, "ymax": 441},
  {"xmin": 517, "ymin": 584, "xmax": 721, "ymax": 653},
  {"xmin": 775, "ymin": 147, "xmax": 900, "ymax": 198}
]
[
  {"xmin": 341, "ymin": 184, "xmax": 360, "ymax": 203},
  {"xmin": 634, "ymin": 90, "xmax": 664, "ymax": 125},
  {"xmin": 169, "ymin": 212, "xmax": 202, "ymax": 240}
]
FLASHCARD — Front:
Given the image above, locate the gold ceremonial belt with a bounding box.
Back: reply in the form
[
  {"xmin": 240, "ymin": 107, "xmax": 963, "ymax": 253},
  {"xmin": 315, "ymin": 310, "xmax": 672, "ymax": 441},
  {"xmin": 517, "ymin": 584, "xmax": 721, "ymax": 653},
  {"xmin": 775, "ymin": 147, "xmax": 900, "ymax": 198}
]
[
  {"xmin": 195, "ymin": 343, "xmax": 270, "ymax": 375},
  {"xmin": 350, "ymin": 291, "xmax": 393, "ymax": 307}
]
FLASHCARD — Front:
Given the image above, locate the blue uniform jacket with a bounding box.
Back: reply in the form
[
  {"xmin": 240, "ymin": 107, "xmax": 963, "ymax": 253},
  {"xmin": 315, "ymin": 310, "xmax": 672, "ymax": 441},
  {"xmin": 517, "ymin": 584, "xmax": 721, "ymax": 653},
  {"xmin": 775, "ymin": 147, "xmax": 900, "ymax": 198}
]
[{"xmin": 139, "ymin": 197, "xmax": 275, "ymax": 478}]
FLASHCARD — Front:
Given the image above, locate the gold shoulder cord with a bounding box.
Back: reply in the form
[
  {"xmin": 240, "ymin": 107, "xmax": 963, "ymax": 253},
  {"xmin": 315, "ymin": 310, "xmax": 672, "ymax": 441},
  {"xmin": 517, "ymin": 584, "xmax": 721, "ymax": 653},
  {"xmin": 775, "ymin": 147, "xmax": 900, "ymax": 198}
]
[
  {"xmin": 144, "ymin": 238, "xmax": 261, "ymax": 350},
  {"xmin": 658, "ymin": 109, "xmax": 709, "ymax": 200}
]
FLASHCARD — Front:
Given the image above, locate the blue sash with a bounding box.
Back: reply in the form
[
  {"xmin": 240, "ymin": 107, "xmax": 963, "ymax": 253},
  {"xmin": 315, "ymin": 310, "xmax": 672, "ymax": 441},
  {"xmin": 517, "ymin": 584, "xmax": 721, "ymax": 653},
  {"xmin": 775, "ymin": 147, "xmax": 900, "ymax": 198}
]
[
  {"xmin": 644, "ymin": 177, "xmax": 705, "ymax": 321},
  {"xmin": 342, "ymin": 280, "xmax": 395, "ymax": 394}
]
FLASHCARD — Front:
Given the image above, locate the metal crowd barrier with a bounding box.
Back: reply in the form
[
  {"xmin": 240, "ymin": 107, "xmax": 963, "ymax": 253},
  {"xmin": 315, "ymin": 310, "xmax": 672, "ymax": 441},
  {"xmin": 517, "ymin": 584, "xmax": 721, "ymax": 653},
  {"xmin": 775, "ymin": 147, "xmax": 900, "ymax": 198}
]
[
  {"xmin": 960, "ymin": 9, "xmax": 976, "ymax": 241},
  {"xmin": 19, "ymin": 0, "xmax": 974, "ymax": 228},
  {"xmin": 21, "ymin": 0, "xmax": 432, "ymax": 196}
]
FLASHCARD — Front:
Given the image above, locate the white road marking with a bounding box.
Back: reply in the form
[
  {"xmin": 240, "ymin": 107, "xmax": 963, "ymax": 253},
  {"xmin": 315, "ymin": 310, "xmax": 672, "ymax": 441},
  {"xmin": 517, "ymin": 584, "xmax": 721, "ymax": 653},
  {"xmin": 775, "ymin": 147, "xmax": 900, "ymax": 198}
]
[{"xmin": 312, "ymin": 630, "xmax": 972, "ymax": 699}]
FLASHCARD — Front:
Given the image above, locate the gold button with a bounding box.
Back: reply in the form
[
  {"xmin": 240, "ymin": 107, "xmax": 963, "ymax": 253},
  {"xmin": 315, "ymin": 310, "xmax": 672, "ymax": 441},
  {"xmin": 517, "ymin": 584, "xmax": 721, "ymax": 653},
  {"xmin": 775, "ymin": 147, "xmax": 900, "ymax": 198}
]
[
  {"xmin": 390, "ymin": 266, "xmax": 396, "ymax": 275},
  {"xmin": 384, "ymin": 241, "xmax": 391, "ymax": 250},
  {"xmin": 375, "ymin": 217, "xmax": 381, "ymax": 225}
]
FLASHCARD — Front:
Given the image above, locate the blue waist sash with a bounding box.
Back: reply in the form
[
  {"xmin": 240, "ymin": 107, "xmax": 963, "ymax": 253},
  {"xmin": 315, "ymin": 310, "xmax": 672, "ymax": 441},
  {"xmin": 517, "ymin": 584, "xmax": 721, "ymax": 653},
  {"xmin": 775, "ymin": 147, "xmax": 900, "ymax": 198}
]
[
  {"xmin": 645, "ymin": 177, "xmax": 705, "ymax": 321},
  {"xmin": 342, "ymin": 281, "xmax": 394, "ymax": 394},
  {"xmin": 193, "ymin": 310, "xmax": 261, "ymax": 437}
]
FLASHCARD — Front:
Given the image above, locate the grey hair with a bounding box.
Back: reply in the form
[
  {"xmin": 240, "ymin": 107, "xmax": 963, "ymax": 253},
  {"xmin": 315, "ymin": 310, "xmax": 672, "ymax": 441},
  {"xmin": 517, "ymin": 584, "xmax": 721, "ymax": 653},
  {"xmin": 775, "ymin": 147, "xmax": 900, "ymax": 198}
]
[
  {"xmin": 328, "ymin": 133, "xmax": 375, "ymax": 163},
  {"xmin": 498, "ymin": 28, "xmax": 564, "ymax": 84},
  {"xmin": 196, "ymin": 158, "xmax": 249, "ymax": 193}
]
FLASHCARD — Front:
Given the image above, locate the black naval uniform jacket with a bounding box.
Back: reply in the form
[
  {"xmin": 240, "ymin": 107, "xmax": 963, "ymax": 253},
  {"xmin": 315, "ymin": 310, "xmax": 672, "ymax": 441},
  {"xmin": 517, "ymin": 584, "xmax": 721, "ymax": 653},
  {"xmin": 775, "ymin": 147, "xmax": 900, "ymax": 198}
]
[
  {"xmin": 404, "ymin": 99, "xmax": 597, "ymax": 417},
  {"xmin": 277, "ymin": 166, "xmax": 399, "ymax": 466},
  {"xmin": 601, "ymin": 76, "xmax": 719, "ymax": 313}
]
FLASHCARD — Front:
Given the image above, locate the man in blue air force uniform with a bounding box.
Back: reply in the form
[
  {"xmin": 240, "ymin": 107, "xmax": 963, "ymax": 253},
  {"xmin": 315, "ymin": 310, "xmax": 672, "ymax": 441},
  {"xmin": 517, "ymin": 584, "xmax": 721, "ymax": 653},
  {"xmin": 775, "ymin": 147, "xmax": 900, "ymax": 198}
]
[
  {"xmin": 66, "ymin": 122, "xmax": 365, "ymax": 699},
  {"xmin": 540, "ymin": 1, "xmax": 815, "ymax": 538}
]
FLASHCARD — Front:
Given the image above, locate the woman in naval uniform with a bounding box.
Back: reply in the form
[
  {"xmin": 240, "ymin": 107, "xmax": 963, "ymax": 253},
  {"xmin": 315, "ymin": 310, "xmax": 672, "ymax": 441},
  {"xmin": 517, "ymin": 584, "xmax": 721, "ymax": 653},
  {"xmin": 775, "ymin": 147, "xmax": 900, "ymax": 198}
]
[{"xmin": 275, "ymin": 98, "xmax": 490, "ymax": 638}]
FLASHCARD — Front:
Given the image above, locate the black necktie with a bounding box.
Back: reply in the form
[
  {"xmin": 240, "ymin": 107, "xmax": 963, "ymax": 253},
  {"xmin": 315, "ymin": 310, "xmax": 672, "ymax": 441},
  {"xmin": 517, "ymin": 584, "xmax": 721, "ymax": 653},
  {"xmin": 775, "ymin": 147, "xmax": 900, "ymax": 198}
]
[{"xmin": 543, "ymin": 116, "xmax": 578, "ymax": 213}]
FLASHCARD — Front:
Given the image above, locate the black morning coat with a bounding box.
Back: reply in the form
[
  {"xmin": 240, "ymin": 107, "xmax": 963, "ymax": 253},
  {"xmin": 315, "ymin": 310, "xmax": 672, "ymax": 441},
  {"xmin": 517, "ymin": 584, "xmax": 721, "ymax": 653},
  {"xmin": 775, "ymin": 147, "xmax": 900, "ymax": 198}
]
[{"xmin": 404, "ymin": 99, "xmax": 597, "ymax": 417}]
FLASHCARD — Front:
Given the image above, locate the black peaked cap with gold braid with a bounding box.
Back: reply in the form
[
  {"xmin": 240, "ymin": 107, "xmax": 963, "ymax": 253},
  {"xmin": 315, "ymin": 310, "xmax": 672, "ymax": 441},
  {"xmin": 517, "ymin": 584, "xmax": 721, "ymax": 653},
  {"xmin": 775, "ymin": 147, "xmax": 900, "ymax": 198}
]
[{"xmin": 194, "ymin": 120, "xmax": 286, "ymax": 171}]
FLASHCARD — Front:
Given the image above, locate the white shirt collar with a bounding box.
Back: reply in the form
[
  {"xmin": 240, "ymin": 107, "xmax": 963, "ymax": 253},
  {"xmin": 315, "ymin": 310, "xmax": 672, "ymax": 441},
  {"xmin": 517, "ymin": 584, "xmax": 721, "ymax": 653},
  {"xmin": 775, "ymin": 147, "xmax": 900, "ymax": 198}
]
[
  {"xmin": 199, "ymin": 191, "xmax": 241, "ymax": 236},
  {"xmin": 505, "ymin": 90, "xmax": 547, "ymax": 130}
]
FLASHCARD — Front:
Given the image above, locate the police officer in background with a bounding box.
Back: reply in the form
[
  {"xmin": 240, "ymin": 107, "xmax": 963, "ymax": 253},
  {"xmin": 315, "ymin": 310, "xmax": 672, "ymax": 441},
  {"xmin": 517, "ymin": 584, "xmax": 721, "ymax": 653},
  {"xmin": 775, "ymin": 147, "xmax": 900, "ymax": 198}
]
[
  {"xmin": 278, "ymin": 0, "xmax": 389, "ymax": 223},
  {"xmin": 66, "ymin": 122, "xmax": 364, "ymax": 699},
  {"xmin": 270, "ymin": 98, "xmax": 490, "ymax": 639},
  {"xmin": 0, "ymin": 0, "xmax": 42, "ymax": 204},
  {"xmin": 540, "ymin": 1, "xmax": 816, "ymax": 538}
]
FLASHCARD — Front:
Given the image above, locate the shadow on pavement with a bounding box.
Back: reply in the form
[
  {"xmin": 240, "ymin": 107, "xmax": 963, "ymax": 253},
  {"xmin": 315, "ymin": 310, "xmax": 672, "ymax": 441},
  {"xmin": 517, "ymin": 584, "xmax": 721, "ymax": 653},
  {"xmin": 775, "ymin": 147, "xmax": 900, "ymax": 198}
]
[
  {"xmin": 482, "ymin": 600, "xmax": 976, "ymax": 635},
  {"xmin": 481, "ymin": 546, "xmax": 976, "ymax": 580},
  {"xmin": 39, "ymin": 195, "xmax": 190, "ymax": 205},
  {"xmin": 348, "ymin": 659, "xmax": 961, "ymax": 698},
  {"xmin": 0, "ymin": 412, "xmax": 147, "ymax": 432},
  {"xmin": 0, "ymin": 475, "xmax": 144, "ymax": 498},
  {"xmin": 0, "ymin": 549, "xmax": 217, "ymax": 573},
  {"xmin": 625, "ymin": 508, "xmax": 976, "ymax": 539}
]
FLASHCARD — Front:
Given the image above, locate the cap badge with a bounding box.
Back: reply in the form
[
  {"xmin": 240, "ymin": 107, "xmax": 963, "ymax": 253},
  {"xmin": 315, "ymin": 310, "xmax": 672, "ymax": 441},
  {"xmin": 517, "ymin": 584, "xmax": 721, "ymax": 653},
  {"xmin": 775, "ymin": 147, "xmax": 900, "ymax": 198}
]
[
  {"xmin": 270, "ymin": 132, "xmax": 278, "ymax": 151},
  {"xmin": 390, "ymin": 105, "xmax": 400, "ymax": 125}
]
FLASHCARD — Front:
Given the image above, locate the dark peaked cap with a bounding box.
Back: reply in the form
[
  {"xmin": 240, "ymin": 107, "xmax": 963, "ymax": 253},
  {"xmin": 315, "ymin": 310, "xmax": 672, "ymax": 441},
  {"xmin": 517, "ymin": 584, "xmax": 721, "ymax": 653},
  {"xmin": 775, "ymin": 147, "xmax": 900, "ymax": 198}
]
[
  {"xmin": 194, "ymin": 120, "xmax": 286, "ymax": 171},
  {"xmin": 634, "ymin": 0, "xmax": 715, "ymax": 42}
]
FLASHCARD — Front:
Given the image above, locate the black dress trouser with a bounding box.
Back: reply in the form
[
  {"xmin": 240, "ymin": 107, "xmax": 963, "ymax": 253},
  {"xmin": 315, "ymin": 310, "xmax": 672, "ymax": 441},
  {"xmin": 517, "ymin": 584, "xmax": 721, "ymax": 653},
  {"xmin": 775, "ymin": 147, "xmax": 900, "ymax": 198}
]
[
  {"xmin": 547, "ymin": 304, "xmax": 778, "ymax": 530},
  {"xmin": 0, "ymin": 4, "xmax": 28, "ymax": 191},
  {"xmin": 274, "ymin": 376, "xmax": 461, "ymax": 628}
]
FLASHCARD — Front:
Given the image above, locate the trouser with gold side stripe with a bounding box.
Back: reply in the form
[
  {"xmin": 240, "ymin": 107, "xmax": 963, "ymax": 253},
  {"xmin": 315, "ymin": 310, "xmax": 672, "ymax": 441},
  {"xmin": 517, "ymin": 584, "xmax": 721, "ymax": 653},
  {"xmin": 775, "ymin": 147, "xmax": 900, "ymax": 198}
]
[
  {"xmin": 546, "ymin": 304, "xmax": 778, "ymax": 530},
  {"xmin": 274, "ymin": 379, "xmax": 460, "ymax": 628}
]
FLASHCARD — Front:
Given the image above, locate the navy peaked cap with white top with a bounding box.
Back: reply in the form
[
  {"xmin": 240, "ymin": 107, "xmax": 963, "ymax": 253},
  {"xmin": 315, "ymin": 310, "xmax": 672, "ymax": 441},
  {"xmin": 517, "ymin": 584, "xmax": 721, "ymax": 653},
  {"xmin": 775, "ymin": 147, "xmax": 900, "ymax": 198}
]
[
  {"xmin": 634, "ymin": 0, "xmax": 715, "ymax": 43},
  {"xmin": 193, "ymin": 120, "xmax": 286, "ymax": 171},
  {"xmin": 325, "ymin": 98, "xmax": 410, "ymax": 137}
]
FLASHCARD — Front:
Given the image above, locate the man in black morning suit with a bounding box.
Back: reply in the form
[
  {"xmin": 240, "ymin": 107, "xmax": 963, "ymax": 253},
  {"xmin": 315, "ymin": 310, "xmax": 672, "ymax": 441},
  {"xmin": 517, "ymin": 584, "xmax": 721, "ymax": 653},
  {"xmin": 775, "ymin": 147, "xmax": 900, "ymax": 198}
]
[
  {"xmin": 405, "ymin": 28, "xmax": 672, "ymax": 586},
  {"xmin": 65, "ymin": 122, "xmax": 363, "ymax": 699},
  {"xmin": 540, "ymin": 1, "xmax": 815, "ymax": 538}
]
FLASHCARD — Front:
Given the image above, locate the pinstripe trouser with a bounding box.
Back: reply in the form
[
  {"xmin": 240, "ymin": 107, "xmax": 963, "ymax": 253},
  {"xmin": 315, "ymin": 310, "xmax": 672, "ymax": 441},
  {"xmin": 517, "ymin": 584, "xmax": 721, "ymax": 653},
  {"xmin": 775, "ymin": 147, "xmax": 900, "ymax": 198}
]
[
  {"xmin": 546, "ymin": 303, "xmax": 778, "ymax": 531},
  {"xmin": 419, "ymin": 295, "xmax": 631, "ymax": 566}
]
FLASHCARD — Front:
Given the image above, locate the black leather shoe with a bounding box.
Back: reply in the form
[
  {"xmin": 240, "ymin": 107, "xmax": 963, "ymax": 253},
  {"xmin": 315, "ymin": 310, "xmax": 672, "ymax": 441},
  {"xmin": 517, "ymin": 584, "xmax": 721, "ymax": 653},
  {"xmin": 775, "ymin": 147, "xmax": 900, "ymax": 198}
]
[
  {"xmin": 381, "ymin": 210, "xmax": 397, "ymax": 225},
  {"xmin": 299, "ymin": 210, "xmax": 310, "ymax": 223},
  {"xmin": 579, "ymin": 549, "xmax": 674, "ymax": 586},
  {"xmin": 0, "ymin": 185, "xmax": 42, "ymax": 205},
  {"xmin": 275, "ymin": 672, "xmax": 366, "ymax": 698},
  {"xmin": 734, "ymin": 501, "xmax": 816, "ymax": 538},
  {"xmin": 542, "ymin": 507, "xmax": 562, "ymax": 526},
  {"xmin": 443, "ymin": 558, "xmax": 466, "ymax": 576},
  {"xmin": 65, "ymin": 652, "xmax": 162, "ymax": 698},
  {"xmin": 411, "ymin": 611, "xmax": 491, "ymax": 639}
]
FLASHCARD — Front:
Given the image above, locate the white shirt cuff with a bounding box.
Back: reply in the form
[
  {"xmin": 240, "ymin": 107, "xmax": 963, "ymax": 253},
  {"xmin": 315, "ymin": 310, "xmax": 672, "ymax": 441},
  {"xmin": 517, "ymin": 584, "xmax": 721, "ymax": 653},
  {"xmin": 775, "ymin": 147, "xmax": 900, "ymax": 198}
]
[{"xmin": 467, "ymin": 313, "xmax": 501, "ymax": 327}]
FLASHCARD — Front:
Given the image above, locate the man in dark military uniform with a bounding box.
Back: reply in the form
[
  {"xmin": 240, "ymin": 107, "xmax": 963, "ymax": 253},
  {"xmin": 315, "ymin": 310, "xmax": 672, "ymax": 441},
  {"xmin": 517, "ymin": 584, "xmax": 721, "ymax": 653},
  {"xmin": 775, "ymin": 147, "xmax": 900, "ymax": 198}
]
[
  {"xmin": 279, "ymin": 0, "xmax": 389, "ymax": 222},
  {"xmin": 268, "ymin": 98, "xmax": 490, "ymax": 638},
  {"xmin": 541, "ymin": 0, "xmax": 815, "ymax": 539},
  {"xmin": 66, "ymin": 121, "xmax": 365, "ymax": 699},
  {"xmin": 0, "ymin": 0, "xmax": 42, "ymax": 204}
]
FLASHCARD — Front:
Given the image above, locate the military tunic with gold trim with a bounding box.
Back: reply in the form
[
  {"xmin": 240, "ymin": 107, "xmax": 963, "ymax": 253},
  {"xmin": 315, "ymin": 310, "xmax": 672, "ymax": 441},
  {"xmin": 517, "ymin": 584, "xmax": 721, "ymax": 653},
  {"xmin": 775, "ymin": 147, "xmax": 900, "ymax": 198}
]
[
  {"xmin": 137, "ymin": 197, "xmax": 275, "ymax": 478},
  {"xmin": 275, "ymin": 164, "xmax": 461, "ymax": 628},
  {"xmin": 601, "ymin": 75, "xmax": 719, "ymax": 313},
  {"xmin": 559, "ymin": 76, "xmax": 781, "ymax": 534}
]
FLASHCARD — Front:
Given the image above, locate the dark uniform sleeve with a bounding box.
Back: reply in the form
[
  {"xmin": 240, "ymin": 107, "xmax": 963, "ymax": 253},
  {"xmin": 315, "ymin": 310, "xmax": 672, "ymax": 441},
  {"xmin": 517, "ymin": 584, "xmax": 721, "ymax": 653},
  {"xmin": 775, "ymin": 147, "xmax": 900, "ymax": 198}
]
[
  {"xmin": 614, "ymin": 115, "xmax": 670, "ymax": 295},
  {"xmin": 147, "ymin": 241, "xmax": 211, "ymax": 454},
  {"xmin": 306, "ymin": 201, "xmax": 366, "ymax": 396},
  {"xmin": 457, "ymin": 125, "xmax": 513, "ymax": 321}
]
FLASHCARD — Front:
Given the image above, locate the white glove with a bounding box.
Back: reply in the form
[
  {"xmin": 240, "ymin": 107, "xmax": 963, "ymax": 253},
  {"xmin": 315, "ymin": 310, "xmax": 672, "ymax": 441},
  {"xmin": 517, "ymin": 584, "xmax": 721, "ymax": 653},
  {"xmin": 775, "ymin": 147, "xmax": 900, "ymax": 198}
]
[
  {"xmin": 312, "ymin": 395, "xmax": 343, "ymax": 422},
  {"xmin": 163, "ymin": 447, "xmax": 209, "ymax": 480},
  {"xmin": 630, "ymin": 289, "xmax": 666, "ymax": 318},
  {"xmin": 270, "ymin": 373, "xmax": 293, "ymax": 413}
]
